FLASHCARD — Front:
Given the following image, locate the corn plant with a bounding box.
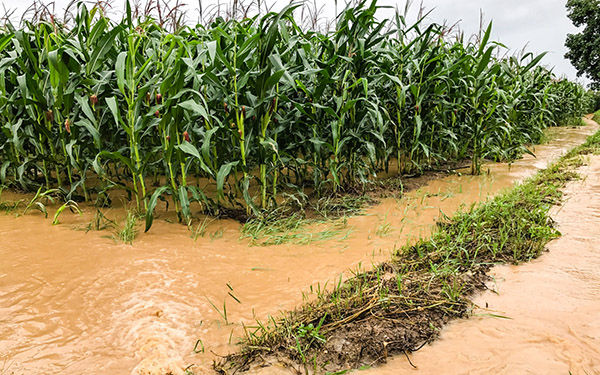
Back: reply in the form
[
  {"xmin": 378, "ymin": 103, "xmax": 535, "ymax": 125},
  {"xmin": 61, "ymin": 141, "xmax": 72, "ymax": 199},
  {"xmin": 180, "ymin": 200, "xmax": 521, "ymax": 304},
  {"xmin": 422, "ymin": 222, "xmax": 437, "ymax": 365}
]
[{"xmin": 0, "ymin": 0, "xmax": 596, "ymax": 232}]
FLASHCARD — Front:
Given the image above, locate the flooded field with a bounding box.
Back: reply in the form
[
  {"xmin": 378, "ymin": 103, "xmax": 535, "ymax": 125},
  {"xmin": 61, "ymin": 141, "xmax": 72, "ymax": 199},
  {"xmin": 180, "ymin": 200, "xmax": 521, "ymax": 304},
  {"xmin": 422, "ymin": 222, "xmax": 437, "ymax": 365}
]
[
  {"xmin": 363, "ymin": 152, "xmax": 600, "ymax": 375},
  {"xmin": 1, "ymin": 121, "xmax": 598, "ymax": 375}
]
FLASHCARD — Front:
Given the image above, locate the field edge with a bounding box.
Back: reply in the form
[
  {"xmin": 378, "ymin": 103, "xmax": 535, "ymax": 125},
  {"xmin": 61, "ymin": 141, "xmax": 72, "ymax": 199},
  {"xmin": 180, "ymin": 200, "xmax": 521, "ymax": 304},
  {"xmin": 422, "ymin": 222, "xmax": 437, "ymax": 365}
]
[{"xmin": 213, "ymin": 118, "xmax": 600, "ymax": 375}]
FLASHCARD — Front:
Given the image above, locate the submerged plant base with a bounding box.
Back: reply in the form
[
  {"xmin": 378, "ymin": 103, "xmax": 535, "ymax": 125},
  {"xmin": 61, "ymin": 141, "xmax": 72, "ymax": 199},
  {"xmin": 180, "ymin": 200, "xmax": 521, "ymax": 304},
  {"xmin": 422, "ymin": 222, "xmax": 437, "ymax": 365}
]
[
  {"xmin": 239, "ymin": 161, "xmax": 480, "ymax": 247},
  {"xmin": 173, "ymin": 158, "xmax": 521, "ymax": 238},
  {"xmin": 215, "ymin": 129, "xmax": 600, "ymax": 374},
  {"xmin": 113, "ymin": 210, "xmax": 140, "ymax": 244}
]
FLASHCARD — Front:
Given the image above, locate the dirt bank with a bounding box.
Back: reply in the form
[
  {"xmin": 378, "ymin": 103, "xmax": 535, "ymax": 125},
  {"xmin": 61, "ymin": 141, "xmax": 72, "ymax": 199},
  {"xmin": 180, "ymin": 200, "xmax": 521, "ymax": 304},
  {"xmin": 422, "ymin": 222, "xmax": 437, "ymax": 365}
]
[
  {"xmin": 218, "ymin": 120, "xmax": 600, "ymax": 375},
  {"xmin": 363, "ymin": 154, "xmax": 600, "ymax": 374}
]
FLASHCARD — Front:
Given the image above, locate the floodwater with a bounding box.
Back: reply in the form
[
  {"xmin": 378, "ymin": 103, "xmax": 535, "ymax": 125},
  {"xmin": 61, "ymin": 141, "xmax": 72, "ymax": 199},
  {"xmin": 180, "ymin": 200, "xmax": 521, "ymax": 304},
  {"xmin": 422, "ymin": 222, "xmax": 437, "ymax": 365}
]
[
  {"xmin": 0, "ymin": 120, "xmax": 597, "ymax": 375},
  {"xmin": 364, "ymin": 152, "xmax": 600, "ymax": 375}
]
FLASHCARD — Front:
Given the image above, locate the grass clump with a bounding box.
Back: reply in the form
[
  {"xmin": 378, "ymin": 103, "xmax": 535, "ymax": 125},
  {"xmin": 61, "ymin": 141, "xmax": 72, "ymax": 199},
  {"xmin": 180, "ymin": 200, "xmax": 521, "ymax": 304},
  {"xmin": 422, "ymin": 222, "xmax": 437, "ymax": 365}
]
[
  {"xmin": 216, "ymin": 128, "xmax": 600, "ymax": 374},
  {"xmin": 240, "ymin": 195, "xmax": 372, "ymax": 246},
  {"xmin": 189, "ymin": 216, "xmax": 215, "ymax": 241},
  {"xmin": 0, "ymin": 186, "xmax": 22, "ymax": 213},
  {"xmin": 114, "ymin": 210, "xmax": 140, "ymax": 244},
  {"xmin": 242, "ymin": 212, "xmax": 352, "ymax": 247},
  {"xmin": 81, "ymin": 210, "xmax": 116, "ymax": 232}
]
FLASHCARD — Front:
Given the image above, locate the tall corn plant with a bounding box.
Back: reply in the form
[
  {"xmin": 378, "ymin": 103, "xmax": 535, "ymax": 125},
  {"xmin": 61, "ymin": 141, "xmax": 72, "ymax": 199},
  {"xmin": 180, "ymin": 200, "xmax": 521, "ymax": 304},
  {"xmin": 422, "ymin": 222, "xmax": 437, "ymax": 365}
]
[{"xmin": 0, "ymin": 0, "xmax": 594, "ymax": 232}]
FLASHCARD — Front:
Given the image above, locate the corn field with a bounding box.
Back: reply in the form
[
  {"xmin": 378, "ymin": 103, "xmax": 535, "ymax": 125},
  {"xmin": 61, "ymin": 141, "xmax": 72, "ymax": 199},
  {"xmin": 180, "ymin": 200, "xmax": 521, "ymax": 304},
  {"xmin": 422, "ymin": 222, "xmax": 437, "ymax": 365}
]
[{"xmin": 0, "ymin": 0, "xmax": 597, "ymax": 230}]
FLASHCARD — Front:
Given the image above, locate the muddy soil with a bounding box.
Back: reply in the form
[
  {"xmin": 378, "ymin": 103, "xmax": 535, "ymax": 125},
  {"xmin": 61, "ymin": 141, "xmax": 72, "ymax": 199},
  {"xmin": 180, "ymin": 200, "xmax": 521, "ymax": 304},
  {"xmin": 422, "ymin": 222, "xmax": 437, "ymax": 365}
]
[
  {"xmin": 0, "ymin": 121, "xmax": 597, "ymax": 374},
  {"xmin": 360, "ymin": 153, "xmax": 600, "ymax": 375}
]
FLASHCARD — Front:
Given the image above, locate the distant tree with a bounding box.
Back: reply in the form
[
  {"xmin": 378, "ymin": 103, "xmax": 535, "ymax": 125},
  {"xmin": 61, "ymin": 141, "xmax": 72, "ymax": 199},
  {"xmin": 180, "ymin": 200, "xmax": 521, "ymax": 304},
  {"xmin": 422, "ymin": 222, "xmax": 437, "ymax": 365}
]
[{"xmin": 565, "ymin": 0, "xmax": 600, "ymax": 89}]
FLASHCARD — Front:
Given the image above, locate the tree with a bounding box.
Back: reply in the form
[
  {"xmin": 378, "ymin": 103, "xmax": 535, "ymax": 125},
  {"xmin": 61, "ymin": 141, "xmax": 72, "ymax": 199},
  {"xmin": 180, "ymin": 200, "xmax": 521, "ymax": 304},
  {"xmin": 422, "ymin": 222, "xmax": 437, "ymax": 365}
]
[{"xmin": 565, "ymin": 0, "xmax": 600, "ymax": 89}]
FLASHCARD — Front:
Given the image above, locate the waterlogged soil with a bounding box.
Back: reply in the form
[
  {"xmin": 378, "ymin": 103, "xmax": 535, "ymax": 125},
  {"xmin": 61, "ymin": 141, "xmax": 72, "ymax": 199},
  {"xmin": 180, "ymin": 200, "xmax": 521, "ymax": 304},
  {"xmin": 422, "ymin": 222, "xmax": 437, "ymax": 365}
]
[
  {"xmin": 359, "ymin": 154, "xmax": 600, "ymax": 375},
  {"xmin": 0, "ymin": 121, "xmax": 597, "ymax": 375}
]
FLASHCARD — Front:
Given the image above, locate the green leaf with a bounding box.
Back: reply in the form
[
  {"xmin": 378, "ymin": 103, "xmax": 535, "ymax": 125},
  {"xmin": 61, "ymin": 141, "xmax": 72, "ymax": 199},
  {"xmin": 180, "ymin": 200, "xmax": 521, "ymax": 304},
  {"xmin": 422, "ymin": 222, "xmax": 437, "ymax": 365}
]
[
  {"xmin": 179, "ymin": 185, "xmax": 191, "ymax": 220},
  {"xmin": 478, "ymin": 22, "xmax": 493, "ymax": 55},
  {"xmin": 216, "ymin": 161, "xmax": 239, "ymax": 201},
  {"xmin": 53, "ymin": 201, "xmax": 81, "ymax": 225},
  {"xmin": 176, "ymin": 141, "xmax": 201, "ymax": 160},
  {"xmin": 145, "ymin": 186, "xmax": 169, "ymax": 232},
  {"xmin": 265, "ymin": 70, "xmax": 285, "ymax": 90},
  {"xmin": 116, "ymin": 51, "xmax": 127, "ymax": 94},
  {"xmin": 176, "ymin": 141, "xmax": 214, "ymax": 177},
  {"xmin": 178, "ymin": 99, "xmax": 209, "ymax": 121},
  {"xmin": 106, "ymin": 96, "xmax": 126, "ymax": 133},
  {"xmin": 87, "ymin": 25, "xmax": 122, "ymax": 75},
  {"xmin": 77, "ymin": 119, "xmax": 101, "ymax": 149},
  {"xmin": 93, "ymin": 150, "xmax": 135, "ymax": 176},
  {"xmin": 523, "ymin": 52, "xmax": 547, "ymax": 73},
  {"xmin": 475, "ymin": 47, "xmax": 494, "ymax": 77},
  {"xmin": 201, "ymin": 127, "xmax": 219, "ymax": 168},
  {"xmin": 206, "ymin": 40, "xmax": 217, "ymax": 62}
]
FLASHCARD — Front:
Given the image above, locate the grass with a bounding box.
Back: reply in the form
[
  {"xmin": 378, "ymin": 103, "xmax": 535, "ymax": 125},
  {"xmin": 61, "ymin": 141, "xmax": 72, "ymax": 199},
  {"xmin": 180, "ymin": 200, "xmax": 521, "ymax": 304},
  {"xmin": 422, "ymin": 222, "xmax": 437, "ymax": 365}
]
[
  {"xmin": 1, "ymin": 186, "xmax": 81, "ymax": 225},
  {"xmin": 189, "ymin": 216, "xmax": 215, "ymax": 241},
  {"xmin": 81, "ymin": 209, "xmax": 116, "ymax": 232},
  {"xmin": 0, "ymin": 199, "xmax": 21, "ymax": 213},
  {"xmin": 240, "ymin": 196, "xmax": 371, "ymax": 246},
  {"xmin": 593, "ymin": 110, "xmax": 600, "ymax": 124},
  {"xmin": 113, "ymin": 210, "xmax": 139, "ymax": 244},
  {"xmin": 313, "ymin": 196, "xmax": 377, "ymax": 219},
  {"xmin": 52, "ymin": 200, "xmax": 82, "ymax": 225},
  {"xmin": 0, "ymin": 186, "xmax": 22, "ymax": 213},
  {"xmin": 216, "ymin": 127, "xmax": 600, "ymax": 374},
  {"xmin": 242, "ymin": 214, "xmax": 352, "ymax": 247},
  {"xmin": 21, "ymin": 187, "xmax": 59, "ymax": 218},
  {"xmin": 374, "ymin": 214, "xmax": 393, "ymax": 237}
]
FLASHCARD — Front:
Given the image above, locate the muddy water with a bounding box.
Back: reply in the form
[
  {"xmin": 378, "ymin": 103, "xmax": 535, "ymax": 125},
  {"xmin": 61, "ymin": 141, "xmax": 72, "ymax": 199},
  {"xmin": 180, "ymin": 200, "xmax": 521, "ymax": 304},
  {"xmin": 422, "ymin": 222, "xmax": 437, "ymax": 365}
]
[
  {"xmin": 364, "ymin": 153, "xmax": 600, "ymax": 375},
  {"xmin": 0, "ymin": 121, "xmax": 597, "ymax": 375}
]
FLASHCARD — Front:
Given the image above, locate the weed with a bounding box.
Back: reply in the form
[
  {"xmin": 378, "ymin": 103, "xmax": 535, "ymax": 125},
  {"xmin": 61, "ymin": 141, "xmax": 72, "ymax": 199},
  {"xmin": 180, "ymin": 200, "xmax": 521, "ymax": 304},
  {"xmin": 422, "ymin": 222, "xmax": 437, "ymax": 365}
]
[
  {"xmin": 22, "ymin": 187, "xmax": 59, "ymax": 218},
  {"xmin": 0, "ymin": 186, "xmax": 22, "ymax": 213},
  {"xmin": 210, "ymin": 228, "xmax": 225, "ymax": 241},
  {"xmin": 189, "ymin": 216, "xmax": 215, "ymax": 241},
  {"xmin": 82, "ymin": 209, "xmax": 116, "ymax": 232},
  {"xmin": 375, "ymin": 214, "xmax": 393, "ymax": 237},
  {"xmin": 206, "ymin": 297, "xmax": 229, "ymax": 325},
  {"xmin": 114, "ymin": 210, "xmax": 139, "ymax": 244},
  {"xmin": 241, "ymin": 210, "xmax": 352, "ymax": 246}
]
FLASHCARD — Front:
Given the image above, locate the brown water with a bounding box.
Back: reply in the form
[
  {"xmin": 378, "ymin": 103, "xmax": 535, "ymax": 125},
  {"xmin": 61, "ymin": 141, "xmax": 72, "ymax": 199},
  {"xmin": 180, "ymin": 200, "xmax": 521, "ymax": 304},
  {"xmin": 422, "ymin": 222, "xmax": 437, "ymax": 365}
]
[
  {"xmin": 364, "ymin": 152, "xmax": 600, "ymax": 375},
  {"xmin": 0, "ymin": 121, "xmax": 597, "ymax": 375}
]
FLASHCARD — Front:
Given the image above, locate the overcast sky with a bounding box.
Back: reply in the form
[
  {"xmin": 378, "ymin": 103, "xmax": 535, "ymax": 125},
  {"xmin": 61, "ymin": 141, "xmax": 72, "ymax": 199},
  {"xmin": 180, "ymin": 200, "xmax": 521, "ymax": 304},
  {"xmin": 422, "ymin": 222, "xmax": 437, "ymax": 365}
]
[{"xmin": 1, "ymin": 0, "xmax": 586, "ymax": 84}]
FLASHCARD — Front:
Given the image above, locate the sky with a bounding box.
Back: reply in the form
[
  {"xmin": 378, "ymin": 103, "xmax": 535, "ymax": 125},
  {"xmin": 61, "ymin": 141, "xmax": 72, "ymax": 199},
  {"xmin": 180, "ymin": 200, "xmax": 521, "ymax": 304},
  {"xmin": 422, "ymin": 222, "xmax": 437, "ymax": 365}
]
[
  {"xmin": 1, "ymin": 0, "xmax": 586, "ymax": 84},
  {"xmin": 409, "ymin": 0, "xmax": 584, "ymax": 83}
]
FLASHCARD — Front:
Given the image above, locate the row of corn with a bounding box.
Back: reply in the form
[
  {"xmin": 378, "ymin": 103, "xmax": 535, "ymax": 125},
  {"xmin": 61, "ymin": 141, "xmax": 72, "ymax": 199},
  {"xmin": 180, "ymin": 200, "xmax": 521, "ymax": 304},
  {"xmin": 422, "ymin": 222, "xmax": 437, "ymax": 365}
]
[{"xmin": 0, "ymin": 0, "xmax": 597, "ymax": 230}]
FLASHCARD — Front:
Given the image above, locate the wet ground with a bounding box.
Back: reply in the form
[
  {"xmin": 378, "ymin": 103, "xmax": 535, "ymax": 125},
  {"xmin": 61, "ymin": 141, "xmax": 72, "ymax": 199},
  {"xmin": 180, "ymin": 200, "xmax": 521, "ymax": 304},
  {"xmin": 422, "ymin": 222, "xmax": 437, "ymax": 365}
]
[
  {"xmin": 363, "ymin": 152, "xmax": 600, "ymax": 375},
  {"xmin": 0, "ymin": 121, "xmax": 597, "ymax": 374}
]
